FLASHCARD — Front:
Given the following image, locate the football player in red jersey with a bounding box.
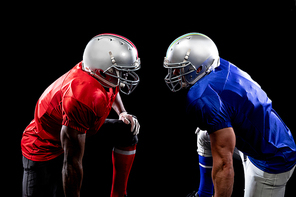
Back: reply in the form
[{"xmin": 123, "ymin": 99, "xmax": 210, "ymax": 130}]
[{"xmin": 21, "ymin": 34, "xmax": 141, "ymax": 197}]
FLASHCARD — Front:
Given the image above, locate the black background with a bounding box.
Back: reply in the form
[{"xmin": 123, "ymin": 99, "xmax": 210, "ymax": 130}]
[{"xmin": 4, "ymin": 1, "xmax": 296, "ymax": 196}]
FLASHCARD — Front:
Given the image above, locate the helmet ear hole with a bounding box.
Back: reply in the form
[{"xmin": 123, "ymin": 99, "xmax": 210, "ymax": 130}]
[
  {"xmin": 196, "ymin": 66, "xmax": 202, "ymax": 74},
  {"xmin": 99, "ymin": 70, "xmax": 106, "ymax": 78}
]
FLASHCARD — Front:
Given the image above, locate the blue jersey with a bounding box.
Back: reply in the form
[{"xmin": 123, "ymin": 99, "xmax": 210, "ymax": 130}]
[{"xmin": 186, "ymin": 58, "xmax": 296, "ymax": 173}]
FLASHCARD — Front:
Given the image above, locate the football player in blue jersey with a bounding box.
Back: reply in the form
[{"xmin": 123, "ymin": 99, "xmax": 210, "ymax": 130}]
[{"xmin": 163, "ymin": 33, "xmax": 296, "ymax": 197}]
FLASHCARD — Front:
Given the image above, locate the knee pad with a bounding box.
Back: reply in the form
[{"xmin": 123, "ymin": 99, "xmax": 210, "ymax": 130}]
[
  {"xmin": 197, "ymin": 129, "xmax": 212, "ymax": 157},
  {"xmin": 115, "ymin": 133, "xmax": 138, "ymax": 147},
  {"xmin": 196, "ymin": 129, "xmax": 214, "ymax": 197},
  {"xmin": 104, "ymin": 119, "xmax": 138, "ymax": 147}
]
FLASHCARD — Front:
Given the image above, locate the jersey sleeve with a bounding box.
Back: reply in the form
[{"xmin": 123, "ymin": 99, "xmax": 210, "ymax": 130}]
[
  {"xmin": 62, "ymin": 96, "xmax": 96, "ymax": 133},
  {"xmin": 186, "ymin": 86, "xmax": 232, "ymax": 134}
]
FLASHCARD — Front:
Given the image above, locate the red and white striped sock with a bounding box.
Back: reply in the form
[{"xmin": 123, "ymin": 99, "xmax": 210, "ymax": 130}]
[{"xmin": 110, "ymin": 144, "xmax": 136, "ymax": 197}]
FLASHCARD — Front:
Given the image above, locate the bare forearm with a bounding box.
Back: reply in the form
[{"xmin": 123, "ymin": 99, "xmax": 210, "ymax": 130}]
[
  {"xmin": 112, "ymin": 93, "xmax": 126, "ymax": 115},
  {"xmin": 212, "ymin": 164, "xmax": 234, "ymax": 197},
  {"xmin": 62, "ymin": 161, "xmax": 83, "ymax": 197},
  {"xmin": 210, "ymin": 127, "xmax": 236, "ymax": 197},
  {"xmin": 60, "ymin": 125, "xmax": 86, "ymax": 197}
]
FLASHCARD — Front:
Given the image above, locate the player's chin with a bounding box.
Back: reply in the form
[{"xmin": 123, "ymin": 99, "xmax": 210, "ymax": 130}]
[
  {"xmin": 182, "ymin": 83, "xmax": 189, "ymax": 89},
  {"xmin": 181, "ymin": 77, "xmax": 190, "ymax": 89},
  {"xmin": 181, "ymin": 81, "xmax": 190, "ymax": 90}
]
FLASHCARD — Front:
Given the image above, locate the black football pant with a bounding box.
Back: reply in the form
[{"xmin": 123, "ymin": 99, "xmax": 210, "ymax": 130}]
[
  {"xmin": 22, "ymin": 119, "xmax": 138, "ymax": 197},
  {"xmin": 22, "ymin": 155, "xmax": 63, "ymax": 197}
]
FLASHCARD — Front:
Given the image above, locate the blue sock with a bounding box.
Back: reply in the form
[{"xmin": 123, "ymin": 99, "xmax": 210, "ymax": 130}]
[{"xmin": 197, "ymin": 155, "xmax": 214, "ymax": 197}]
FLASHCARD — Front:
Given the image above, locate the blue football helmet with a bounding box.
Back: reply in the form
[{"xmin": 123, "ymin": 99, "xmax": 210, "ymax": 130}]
[{"xmin": 164, "ymin": 33, "xmax": 220, "ymax": 92}]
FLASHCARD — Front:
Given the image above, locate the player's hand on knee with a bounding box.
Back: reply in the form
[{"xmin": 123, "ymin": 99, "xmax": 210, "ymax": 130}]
[{"xmin": 119, "ymin": 112, "xmax": 140, "ymax": 135}]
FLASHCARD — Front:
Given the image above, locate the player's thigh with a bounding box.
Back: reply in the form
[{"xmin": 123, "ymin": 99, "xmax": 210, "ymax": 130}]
[
  {"xmin": 22, "ymin": 156, "xmax": 63, "ymax": 197},
  {"xmin": 243, "ymin": 158, "xmax": 295, "ymax": 197},
  {"xmin": 197, "ymin": 129, "xmax": 212, "ymax": 156},
  {"xmin": 102, "ymin": 119, "xmax": 138, "ymax": 147}
]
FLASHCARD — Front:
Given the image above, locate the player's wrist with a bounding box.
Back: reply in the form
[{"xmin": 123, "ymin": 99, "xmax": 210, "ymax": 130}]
[{"xmin": 119, "ymin": 111, "xmax": 127, "ymax": 118}]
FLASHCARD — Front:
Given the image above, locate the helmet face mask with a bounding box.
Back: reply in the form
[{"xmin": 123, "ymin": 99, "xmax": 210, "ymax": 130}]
[
  {"xmin": 164, "ymin": 59, "xmax": 195, "ymax": 92},
  {"xmin": 103, "ymin": 59, "xmax": 141, "ymax": 95},
  {"xmin": 82, "ymin": 33, "xmax": 140, "ymax": 95}
]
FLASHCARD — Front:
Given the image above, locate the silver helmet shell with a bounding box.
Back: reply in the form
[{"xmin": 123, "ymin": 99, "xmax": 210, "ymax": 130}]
[
  {"xmin": 83, "ymin": 33, "xmax": 140, "ymax": 95},
  {"xmin": 164, "ymin": 33, "xmax": 220, "ymax": 92}
]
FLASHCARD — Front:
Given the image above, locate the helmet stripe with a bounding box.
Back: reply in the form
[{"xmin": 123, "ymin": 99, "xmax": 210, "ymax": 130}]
[
  {"xmin": 95, "ymin": 33, "xmax": 138, "ymax": 58},
  {"xmin": 166, "ymin": 33, "xmax": 209, "ymax": 57}
]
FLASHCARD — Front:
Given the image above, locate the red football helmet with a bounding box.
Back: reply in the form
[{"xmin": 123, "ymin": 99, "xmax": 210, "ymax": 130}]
[{"xmin": 83, "ymin": 33, "xmax": 141, "ymax": 95}]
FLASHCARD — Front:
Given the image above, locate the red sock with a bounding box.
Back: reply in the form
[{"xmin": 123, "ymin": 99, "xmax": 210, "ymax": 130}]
[{"xmin": 110, "ymin": 144, "xmax": 136, "ymax": 197}]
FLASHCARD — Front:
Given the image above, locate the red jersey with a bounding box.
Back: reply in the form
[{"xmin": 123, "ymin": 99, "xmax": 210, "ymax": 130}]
[{"xmin": 21, "ymin": 62, "xmax": 119, "ymax": 161}]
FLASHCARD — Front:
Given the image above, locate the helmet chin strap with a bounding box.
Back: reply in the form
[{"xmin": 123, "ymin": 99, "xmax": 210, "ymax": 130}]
[
  {"xmin": 109, "ymin": 51, "xmax": 126, "ymax": 88},
  {"xmin": 120, "ymin": 82, "xmax": 126, "ymax": 88},
  {"xmin": 181, "ymin": 49, "xmax": 193, "ymax": 87}
]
